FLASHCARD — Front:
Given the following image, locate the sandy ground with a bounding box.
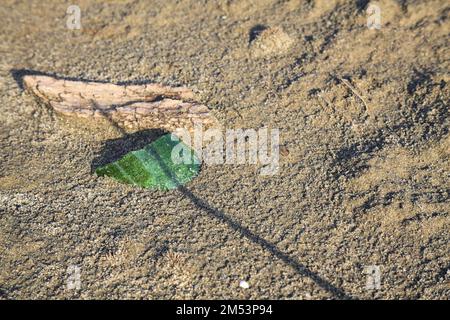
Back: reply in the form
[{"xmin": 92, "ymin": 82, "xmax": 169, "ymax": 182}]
[{"xmin": 0, "ymin": 0, "xmax": 449, "ymax": 299}]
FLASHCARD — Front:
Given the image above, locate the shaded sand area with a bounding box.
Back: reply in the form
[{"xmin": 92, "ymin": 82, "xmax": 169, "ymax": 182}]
[{"xmin": 0, "ymin": 0, "xmax": 448, "ymax": 299}]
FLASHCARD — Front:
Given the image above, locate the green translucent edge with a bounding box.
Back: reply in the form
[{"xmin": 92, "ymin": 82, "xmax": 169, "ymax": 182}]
[{"xmin": 96, "ymin": 134, "xmax": 200, "ymax": 190}]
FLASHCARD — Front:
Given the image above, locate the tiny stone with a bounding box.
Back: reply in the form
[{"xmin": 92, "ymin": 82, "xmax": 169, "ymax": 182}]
[{"xmin": 239, "ymin": 280, "xmax": 250, "ymax": 289}]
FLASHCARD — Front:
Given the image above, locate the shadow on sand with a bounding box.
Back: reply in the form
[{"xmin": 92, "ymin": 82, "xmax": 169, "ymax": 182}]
[{"xmin": 13, "ymin": 68, "xmax": 354, "ymax": 299}]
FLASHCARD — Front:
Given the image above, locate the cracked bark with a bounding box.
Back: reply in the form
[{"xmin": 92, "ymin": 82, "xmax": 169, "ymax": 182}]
[{"xmin": 22, "ymin": 74, "xmax": 219, "ymax": 133}]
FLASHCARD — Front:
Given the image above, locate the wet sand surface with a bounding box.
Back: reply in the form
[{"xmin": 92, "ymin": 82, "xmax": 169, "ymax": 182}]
[{"xmin": 0, "ymin": 0, "xmax": 449, "ymax": 299}]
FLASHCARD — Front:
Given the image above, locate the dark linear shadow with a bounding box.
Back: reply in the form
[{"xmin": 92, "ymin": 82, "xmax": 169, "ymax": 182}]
[
  {"xmin": 17, "ymin": 69, "xmax": 354, "ymax": 299},
  {"xmin": 178, "ymin": 184, "xmax": 353, "ymax": 299},
  {"xmin": 10, "ymin": 68, "xmax": 174, "ymax": 91},
  {"xmin": 88, "ymin": 100, "xmax": 353, "ymax": 299},
  {"xmin": 149, "ymin": 150, "xmax": 354, "ymax": 300}
]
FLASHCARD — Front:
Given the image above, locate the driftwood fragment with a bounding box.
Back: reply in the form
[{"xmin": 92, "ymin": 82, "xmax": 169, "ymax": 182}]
[
  {"xmin": 21, "ymin": 74, "xmax": 218, "ymax": 133},
  {"xmin": 339, "ymin": 77, "xmax": 370, "ymax": 114}
]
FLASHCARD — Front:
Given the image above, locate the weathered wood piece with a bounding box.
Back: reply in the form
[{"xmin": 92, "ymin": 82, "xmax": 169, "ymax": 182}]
[{"xmin": 22, "ymin": 74, "xmax": 218, "ymax": 133}]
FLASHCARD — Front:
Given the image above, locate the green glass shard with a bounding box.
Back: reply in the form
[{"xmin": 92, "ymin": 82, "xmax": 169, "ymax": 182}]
[{"xmin": 95, "ymin": 134, "xmax": 200, "ymax": 190}]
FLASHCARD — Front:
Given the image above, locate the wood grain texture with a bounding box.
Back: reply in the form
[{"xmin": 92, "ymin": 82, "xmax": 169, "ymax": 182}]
[{"xmin": 22, "ymin": 74, "xmax": 219, "ymax": 133}]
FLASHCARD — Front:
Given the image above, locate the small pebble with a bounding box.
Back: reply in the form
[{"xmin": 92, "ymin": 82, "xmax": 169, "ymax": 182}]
[{"xmin": 239, "ymin": 280, "xmax": 250, "ymax": 289}]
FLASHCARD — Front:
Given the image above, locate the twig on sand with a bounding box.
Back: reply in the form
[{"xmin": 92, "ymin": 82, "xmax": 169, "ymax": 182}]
[{"xmin": 339, "ymin": 77, "xmax": 370, "ymax": 114}]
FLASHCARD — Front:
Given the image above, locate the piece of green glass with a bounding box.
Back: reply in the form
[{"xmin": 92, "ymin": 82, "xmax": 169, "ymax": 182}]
[{"xmin": 95, "ymin": 134, "xmax": 200, "ymax": 190}]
